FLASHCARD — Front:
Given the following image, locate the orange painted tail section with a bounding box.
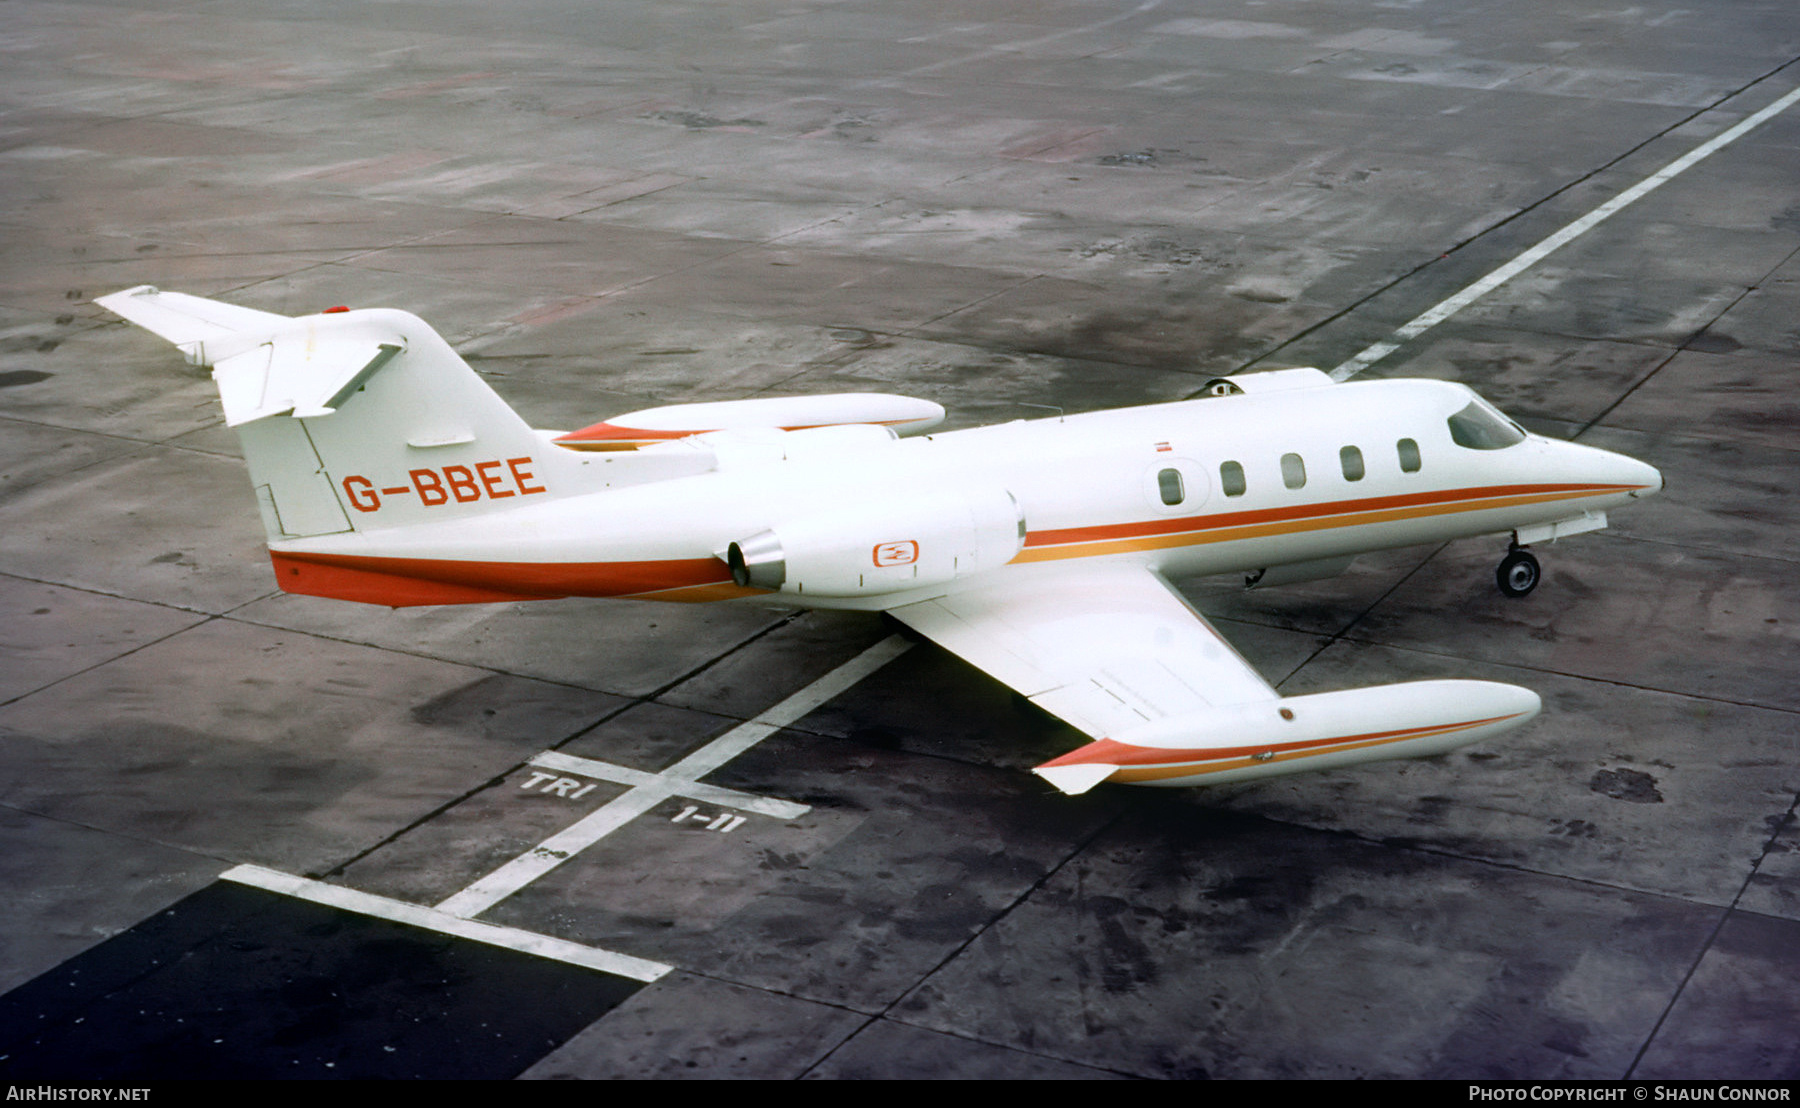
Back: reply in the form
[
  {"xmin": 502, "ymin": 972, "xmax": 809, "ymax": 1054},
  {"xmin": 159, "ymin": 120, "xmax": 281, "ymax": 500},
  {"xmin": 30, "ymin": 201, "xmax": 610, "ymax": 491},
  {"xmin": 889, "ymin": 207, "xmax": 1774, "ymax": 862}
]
[
  {"xmin": 267, "ymin": 550, "xmax": 751, "ymax": 607},
  {"xmin": 269, "ymin": 551, "xmax": 557, "ymax": 607}
]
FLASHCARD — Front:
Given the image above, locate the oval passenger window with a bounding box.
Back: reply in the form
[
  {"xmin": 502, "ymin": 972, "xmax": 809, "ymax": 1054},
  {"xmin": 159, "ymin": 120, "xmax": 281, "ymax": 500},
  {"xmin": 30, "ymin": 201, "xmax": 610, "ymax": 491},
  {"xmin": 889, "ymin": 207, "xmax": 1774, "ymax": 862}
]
[
  {"xmin": 1220, "ymin": 461, "xmax": 1246, "ymax": 497},
  {"xmin": 1158, "ymin": 467, "xmax": 1184, "ymax": 506}
]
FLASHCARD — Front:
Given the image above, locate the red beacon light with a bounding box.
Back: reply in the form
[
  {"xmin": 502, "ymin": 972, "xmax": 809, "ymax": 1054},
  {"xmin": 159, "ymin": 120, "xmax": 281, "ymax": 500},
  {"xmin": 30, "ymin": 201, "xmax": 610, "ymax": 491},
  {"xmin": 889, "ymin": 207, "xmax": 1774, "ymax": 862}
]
[{"xmin": 322, "ymin": 305, "xmax": 350, "ymax": 314}]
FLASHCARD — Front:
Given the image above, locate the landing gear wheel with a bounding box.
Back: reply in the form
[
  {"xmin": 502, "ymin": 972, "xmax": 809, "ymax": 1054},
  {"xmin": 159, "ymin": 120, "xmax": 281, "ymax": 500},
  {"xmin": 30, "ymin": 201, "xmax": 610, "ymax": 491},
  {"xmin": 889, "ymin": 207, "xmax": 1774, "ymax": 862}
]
[{"xmin": 1497, "ymin": 548, "xmax": 1540, "ymax": 598}]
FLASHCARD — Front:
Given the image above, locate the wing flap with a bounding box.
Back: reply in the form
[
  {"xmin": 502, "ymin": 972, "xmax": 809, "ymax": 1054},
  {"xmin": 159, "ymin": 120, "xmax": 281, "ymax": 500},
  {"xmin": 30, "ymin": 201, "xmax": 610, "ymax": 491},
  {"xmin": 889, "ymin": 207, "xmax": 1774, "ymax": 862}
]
[{"xmin": 889, "ymin": 564, "xmax": 1276, "ymax": 739}]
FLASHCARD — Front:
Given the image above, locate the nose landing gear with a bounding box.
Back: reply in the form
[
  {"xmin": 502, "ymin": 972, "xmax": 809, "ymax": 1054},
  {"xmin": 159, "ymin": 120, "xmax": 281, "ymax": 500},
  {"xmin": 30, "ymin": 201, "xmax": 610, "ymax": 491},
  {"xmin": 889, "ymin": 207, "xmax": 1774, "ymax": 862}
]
[{"xmin": 1497, "ymin": 544, "xmax": 1540, "ymax": 598}]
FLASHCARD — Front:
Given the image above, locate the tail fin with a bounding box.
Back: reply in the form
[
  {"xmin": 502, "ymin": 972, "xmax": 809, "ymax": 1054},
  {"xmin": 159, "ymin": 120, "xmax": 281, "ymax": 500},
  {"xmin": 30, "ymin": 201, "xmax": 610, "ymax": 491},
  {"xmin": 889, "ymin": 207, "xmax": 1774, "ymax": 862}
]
[{"xmin": 99, "ymin": 287, "xmax": 572, "ymax": 541}]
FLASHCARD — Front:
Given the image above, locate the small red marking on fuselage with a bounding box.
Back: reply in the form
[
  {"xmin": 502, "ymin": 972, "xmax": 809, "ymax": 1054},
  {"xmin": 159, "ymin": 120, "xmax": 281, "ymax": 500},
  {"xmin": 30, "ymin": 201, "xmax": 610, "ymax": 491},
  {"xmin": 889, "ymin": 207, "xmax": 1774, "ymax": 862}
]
[
  {"xmin": 342, "ymin": 456, "xmax": 547, "ymax": 513},
  {"xmin": 873, "ymin": 540, "xmax": 919, "ymax": 567}
]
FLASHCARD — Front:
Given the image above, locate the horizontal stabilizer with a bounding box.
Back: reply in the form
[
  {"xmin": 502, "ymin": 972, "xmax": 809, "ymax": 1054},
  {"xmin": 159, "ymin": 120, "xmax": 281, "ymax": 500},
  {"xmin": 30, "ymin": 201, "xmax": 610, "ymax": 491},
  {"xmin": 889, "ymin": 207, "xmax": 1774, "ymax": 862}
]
[
  {"xmin": 100, "ymin": 288, "xmax": 417, "ymax": 426},
  {"xmin": 94, "ymin": 286, "xmax": 292, "ymax": 362},
  {"xmin": 101, "ymin": 288, "xmax": 564, "ymax": 543},
  {"xmin": 212, "ymin": 333, "xmax": 404, "ymax": 426}
]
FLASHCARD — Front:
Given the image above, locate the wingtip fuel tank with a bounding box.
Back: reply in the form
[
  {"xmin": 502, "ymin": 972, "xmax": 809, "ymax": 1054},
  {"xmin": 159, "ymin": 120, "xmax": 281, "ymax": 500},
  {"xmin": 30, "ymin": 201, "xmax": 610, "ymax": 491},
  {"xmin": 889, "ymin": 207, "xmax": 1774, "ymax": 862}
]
[{"xmin": 1034, "ymin": 680, "xmax": 1542, "ymax": 794}]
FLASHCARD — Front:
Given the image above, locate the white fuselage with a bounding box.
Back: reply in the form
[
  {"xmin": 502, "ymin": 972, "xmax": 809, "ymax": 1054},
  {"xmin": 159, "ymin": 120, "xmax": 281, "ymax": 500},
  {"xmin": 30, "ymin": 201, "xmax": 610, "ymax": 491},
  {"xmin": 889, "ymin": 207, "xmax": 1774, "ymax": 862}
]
[
  {"xmin": 97, "ymin": 286, "xmax": 1666, "ymax": 791},
  {"xmin": 272, "ymin": 377, "xmax": 1661, "ymax": 609}
]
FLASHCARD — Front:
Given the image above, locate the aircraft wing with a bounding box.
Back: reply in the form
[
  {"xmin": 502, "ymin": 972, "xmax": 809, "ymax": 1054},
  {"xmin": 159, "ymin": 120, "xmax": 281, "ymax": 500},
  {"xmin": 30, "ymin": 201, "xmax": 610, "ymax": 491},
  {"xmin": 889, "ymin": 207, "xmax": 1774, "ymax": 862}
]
[{"xmin": 886, "ymin": 563, "xmax": 1278, "ymax": 741}]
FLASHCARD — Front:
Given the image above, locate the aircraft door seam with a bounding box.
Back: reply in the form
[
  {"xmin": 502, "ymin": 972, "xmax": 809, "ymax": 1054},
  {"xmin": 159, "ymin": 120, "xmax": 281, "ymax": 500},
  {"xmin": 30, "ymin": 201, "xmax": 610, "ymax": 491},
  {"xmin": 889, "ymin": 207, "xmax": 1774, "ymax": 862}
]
[{"xmin": 300, "ymin": 417, "xmax": 357, "ymax": 535}]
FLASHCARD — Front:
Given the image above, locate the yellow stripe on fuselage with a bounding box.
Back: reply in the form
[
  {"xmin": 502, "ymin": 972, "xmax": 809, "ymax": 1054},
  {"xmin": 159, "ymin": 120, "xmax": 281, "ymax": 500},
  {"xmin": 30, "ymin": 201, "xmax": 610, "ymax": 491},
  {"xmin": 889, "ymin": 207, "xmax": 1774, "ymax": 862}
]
[{"xmin": 1015, "ymin": 485, "xmax": 1617, "ymax": 563}]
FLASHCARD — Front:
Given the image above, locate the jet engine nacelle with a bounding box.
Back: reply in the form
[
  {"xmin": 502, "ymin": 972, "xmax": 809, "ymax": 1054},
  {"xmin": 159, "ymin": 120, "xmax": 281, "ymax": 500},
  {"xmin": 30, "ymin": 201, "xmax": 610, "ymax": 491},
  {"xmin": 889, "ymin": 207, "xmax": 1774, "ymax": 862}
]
[{"xmin": 726, "ymin": 484, "xmax": 1026, "ymax": 598}]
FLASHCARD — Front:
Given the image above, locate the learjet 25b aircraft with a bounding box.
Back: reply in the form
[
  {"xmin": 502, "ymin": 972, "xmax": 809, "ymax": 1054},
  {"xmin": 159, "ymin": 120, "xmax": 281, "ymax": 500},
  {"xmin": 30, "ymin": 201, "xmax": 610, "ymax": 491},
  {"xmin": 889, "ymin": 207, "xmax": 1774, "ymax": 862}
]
[{"xmin": 99, "ymin": 286, "xmax": 1662, "ymax": 795}]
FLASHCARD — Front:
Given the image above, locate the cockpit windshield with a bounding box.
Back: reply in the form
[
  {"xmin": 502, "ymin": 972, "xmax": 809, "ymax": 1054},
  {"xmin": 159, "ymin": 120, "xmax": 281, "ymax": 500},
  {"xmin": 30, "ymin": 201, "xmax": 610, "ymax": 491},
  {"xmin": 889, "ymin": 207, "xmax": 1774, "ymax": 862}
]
[{"xmin": 1447, "ymin": 399, "xmax": 1527, "ymax": 450}]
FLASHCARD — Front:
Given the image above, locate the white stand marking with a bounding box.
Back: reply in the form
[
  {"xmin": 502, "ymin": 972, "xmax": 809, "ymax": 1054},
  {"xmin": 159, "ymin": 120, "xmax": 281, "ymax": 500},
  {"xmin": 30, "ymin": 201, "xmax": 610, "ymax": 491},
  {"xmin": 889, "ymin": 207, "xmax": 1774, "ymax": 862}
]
[
  {"xmin": 1331, "ymin": 84, "xmax": 1800, "ymax": 381},
  {"xmin": 226, "ymin": 636, "xmax": 910, "ymax": 979},
  {"xmin": 221, "ymin": 863, "xmax": 672, "ymax": 981},
  {"xmin": 434, "ymin": 635, "xmax": 913, "ymax": 919},
  {"xmin": 527, "ymin": 750, "xmax": 811, "ymax": 820}
]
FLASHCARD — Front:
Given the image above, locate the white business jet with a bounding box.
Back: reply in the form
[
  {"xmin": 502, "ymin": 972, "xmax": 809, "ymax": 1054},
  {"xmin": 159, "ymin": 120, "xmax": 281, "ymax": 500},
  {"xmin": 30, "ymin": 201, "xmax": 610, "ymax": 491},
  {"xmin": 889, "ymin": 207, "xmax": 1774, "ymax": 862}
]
[{"xmin": 98, "ymin": 287, "xmax": 1661, "ymax": 795}]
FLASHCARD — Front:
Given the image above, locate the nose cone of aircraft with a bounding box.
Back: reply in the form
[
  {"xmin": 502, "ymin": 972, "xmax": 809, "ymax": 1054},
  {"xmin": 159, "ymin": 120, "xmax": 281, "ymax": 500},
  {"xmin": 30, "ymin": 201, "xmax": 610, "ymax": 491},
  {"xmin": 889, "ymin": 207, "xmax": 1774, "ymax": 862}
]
[
  {"xmin": 1551, "ymin": 438, "xmax": 1662, "ymax": 499},
  {"xmin": 1617, "ymin": 452, "xmax": 1663, "ymax": 498}
]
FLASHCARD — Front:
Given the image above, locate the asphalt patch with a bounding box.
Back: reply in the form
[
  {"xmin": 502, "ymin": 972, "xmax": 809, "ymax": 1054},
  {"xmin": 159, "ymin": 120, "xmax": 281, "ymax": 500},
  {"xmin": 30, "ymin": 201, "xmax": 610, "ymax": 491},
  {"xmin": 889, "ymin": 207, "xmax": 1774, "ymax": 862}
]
[
  {"xmin": 0, "ymin": 881, "xmax": 643, "ymax": 1079},
  {"xmin": 1588, "ymin": 767, "xmax": 1665, "ymax": 804}
]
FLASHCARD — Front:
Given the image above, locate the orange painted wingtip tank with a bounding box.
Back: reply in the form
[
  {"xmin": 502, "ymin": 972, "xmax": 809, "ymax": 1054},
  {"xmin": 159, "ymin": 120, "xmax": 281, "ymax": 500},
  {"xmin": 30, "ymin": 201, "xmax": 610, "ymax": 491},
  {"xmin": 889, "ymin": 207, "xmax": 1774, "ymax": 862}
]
[
  {"xmin": 554, "ymin": 393, "xmax": 946, "ymax": 450},
  {"xmin": 1033, "ymin": 680, "xmax": 1541, "ymax": 794}
]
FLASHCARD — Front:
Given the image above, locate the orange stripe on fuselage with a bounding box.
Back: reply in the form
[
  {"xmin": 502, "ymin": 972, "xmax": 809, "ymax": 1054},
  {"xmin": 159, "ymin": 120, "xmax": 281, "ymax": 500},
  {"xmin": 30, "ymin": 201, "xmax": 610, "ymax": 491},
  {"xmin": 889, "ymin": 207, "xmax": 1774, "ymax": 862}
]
[
  {"xmin": 1015, "ymin": 482, "xmax": 1632, "ymax": 563},
  {"xmin": 270, "ymin": 482, "xmax": 1641, "ymax": 607},
  {"xmin": 270, "ymin": 550, "xmax": 753, "ymax": 607}
]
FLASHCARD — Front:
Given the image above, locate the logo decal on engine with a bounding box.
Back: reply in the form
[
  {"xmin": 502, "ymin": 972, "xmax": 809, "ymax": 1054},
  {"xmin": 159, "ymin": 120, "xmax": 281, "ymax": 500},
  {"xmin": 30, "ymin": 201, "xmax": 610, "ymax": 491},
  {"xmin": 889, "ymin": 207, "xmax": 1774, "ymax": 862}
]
[{"xmin": 873, "ymin": 540, "xmax": 919, "ymax": 567}]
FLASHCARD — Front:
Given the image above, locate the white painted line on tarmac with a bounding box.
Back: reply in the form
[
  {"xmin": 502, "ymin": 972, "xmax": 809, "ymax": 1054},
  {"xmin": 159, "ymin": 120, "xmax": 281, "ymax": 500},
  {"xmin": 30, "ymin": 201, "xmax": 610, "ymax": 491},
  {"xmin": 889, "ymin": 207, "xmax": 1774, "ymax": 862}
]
[
  {"xmin": 530, "ymin": 750, "xmax": 812, "ymax": 820},
  {"xmin": 434, "ymin": 634, "xmax": 914, "ymax": 920},
  {"xmin": 221, "ymin": 863, "xmax": 672, "ymax": 982},
  {"xmin": 670, "ymin": 632, "xmax": 914, "ymax": 777},
  {"xmin": 1331, "ymin": 82, "xmax": 1800, "ymax": 381}
]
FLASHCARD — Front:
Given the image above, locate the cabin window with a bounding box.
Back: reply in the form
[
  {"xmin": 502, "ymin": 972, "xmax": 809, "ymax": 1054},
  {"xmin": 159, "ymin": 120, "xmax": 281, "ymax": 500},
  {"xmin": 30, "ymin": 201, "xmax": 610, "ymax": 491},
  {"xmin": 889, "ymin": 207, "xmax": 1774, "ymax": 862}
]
[
  {"xmin": 1157, "ymin": 467, "xmax": 1185, "ymax": 506},
  {"xmin": 1280, "ymin": 452, "xmax": 1306, "ymax": 489},
  {"xmin": 1340, "ymin": 445, "xmax": 1365, "ymax": 482},
  {"xmin": 1220, "ymin": 461, "xmax": 1246, "ymax": 497},
  {"xmin": 1397, "ymin": 438, "xmax": 1421, "ymax": 473},
  {"xmin": 1447, "ymin": 399, "xmax": 1527, "ymax": 450}
]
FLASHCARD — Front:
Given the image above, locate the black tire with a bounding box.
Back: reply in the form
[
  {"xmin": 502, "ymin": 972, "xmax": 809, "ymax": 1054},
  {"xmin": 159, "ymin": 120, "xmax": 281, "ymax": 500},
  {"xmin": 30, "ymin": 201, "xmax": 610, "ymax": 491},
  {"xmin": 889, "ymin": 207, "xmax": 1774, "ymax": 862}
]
[{"xmin": 1497, "ymin": 549, "xmax": 1540, "ymax": 598}]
